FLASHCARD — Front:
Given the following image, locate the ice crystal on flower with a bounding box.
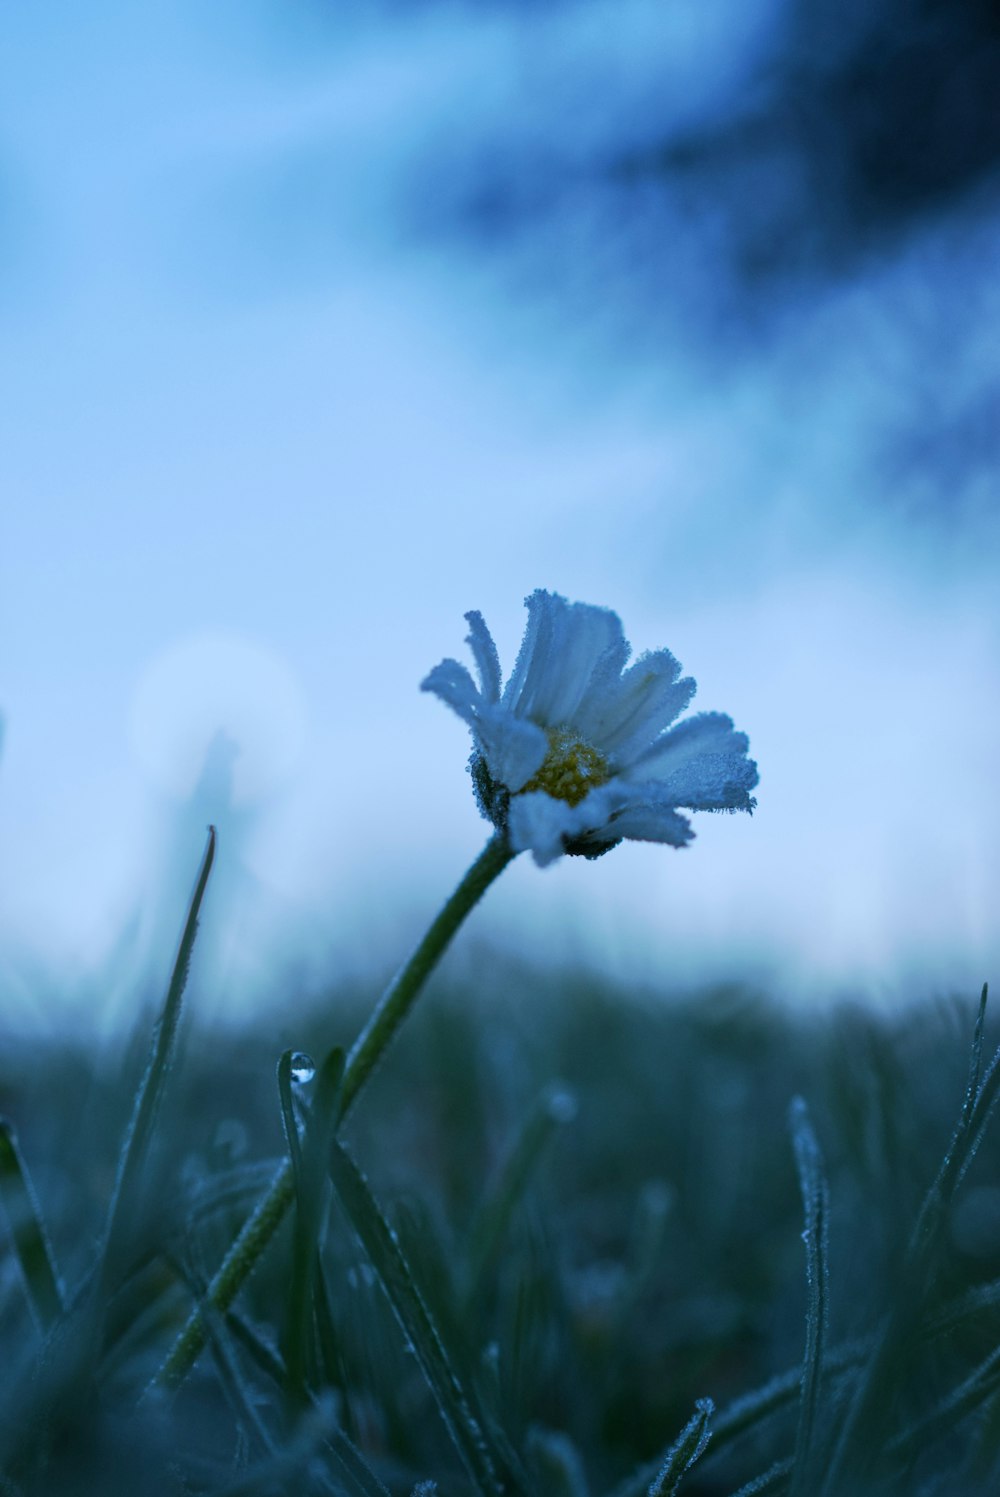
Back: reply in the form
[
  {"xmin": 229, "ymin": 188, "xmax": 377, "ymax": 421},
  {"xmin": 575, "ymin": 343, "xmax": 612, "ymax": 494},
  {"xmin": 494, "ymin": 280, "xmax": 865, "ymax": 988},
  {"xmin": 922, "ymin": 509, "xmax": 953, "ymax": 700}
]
[{"xmin": 422, "ymin": 589, "xmax": 758, "ymax": 868}]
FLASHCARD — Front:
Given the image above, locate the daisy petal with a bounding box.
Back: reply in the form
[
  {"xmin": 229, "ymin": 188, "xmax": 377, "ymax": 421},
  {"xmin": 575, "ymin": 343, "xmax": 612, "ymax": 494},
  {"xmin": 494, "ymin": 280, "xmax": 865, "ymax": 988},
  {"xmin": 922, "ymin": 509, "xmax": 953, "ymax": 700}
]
[
  {"xmin": 507, "ymin": 791, "xmax": 577, "ymax": 866},
  {"xmin": 606, "ymin": 800, "xmax": 694, "ymax": 846},
  {"xmin": 635, "ymin": 711, "xmax": 751, "ymax": 777},
  {"xmin": 577, "ymin": 650, "xmax": 695, "ymax": 760},
  {"xmin": 629, "ymin": 710, "xmax": 759, "ymax": 809},
  {"xmin": 504, "ymin": 591, "xmax": 625, "ymax": 727},
  {"xmin": 501, "ymin": 589, "xmax": 555, "ymax": 714},
  {"xmin": 420, "ymin": 659, "xmax": 482, "ymax": 729},
  {"xmin": 464, "ymin": 610, "xmax": 501, "ymax": 704},
  {"xmin": 660, "ymin": 754, "xmax": 759, "ymax": 811},
  {"xmin": 508, "ymin": 782, "xmax": 623, "ymax": 866},
  {"xmin": 530, "ymin": 602, "xmax": 627, "ymax": 726},
  {"xmin": 476, "ymin": 703, "xmax": 548, "ymax": 792}
]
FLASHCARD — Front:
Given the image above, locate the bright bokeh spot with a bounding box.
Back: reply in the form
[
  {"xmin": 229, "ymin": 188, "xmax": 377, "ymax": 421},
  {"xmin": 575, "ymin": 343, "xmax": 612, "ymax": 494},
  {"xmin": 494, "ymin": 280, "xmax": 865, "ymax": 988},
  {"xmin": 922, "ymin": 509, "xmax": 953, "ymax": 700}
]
[{"xmin": 130, "ymin": 633, "xmax": 306, "ymax": 804}]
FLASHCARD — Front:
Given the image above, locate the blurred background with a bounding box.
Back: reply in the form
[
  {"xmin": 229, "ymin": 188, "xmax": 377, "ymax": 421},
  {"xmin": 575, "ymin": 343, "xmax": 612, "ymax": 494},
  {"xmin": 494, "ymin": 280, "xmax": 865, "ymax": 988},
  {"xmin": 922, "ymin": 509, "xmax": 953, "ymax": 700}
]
[{"xmin": 1, "ymin": 0, "xmax": 998, "ymax": 1025}]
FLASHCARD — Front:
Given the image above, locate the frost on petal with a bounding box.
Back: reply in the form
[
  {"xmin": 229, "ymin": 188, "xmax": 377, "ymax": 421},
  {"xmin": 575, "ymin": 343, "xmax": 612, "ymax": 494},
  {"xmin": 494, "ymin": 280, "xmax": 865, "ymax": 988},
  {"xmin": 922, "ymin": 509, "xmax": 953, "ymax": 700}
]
[
  {"xmin": 636, "ymin": 712, "xmax": 752, "ymax": 776},
  {"xmin": 420, "ymin": 659, "xmax": 482, "ymax": 729},
  {"xmin": 631, "ymin": 712, "xmax": 759, "ymax": 811},
  {"xmin": 464, "ymin": 610, "xmax": 501, "ymax": 704},
  {"xmin": 658, "ymin": 754, "xmax": 759, "ymax": 812},
  {"xmin": 501, "ymin": 589, "xmax": 555, "ymax": 714},
  {"xmin": 576, "ymin": 650, "xmax": 695, "ymax": 762},
  {"xmin": 508, "ymin": 782, "xmax": 626, "ymax": 866},
  {"xmin": 527, "ymin": 603, "xmax": 627, "ymax": 727},
  {"xmin": 507, "ymin": 791, "xmax": 578, "ymax": 866},
  {"xmin": 605, "ymin": 798, "xmax": 694, "ymax": 847},
  {"xmin": 503, "ymin": 590, "xmax": 626, "ymax": 728},
  {"xmin": 476, "ymin": 703, "xmax": 548, "ymax": 792}
]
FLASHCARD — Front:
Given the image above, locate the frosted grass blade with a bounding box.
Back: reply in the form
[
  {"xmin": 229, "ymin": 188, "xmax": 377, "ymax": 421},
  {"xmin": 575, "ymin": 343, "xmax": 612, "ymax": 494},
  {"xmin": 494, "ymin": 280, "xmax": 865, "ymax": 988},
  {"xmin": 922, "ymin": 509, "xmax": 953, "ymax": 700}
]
[
  {"xmin": 463, "ymin": 1081, "xmax": 576, "ymax": 1308},
  {"xmin": 222, "ymin": 1305, "xmax": 388, "ymax": 1494},
  {"xmin": 157, "ymin": 833, "xmax": 513, "ymax": 1393},
  {"xmin": 200, "ymin": 1303, "xmax": 276, "ymax": 1458},
  {"xmin": 185, "ymin": 1160, "xmax": 288, "ymax": 1229},
  {"xmin": 726, "ymin": 1457, "xmax": 793, "ymax": 1496},
  {"xmin": 102, "ymin": 826, "xmax": 216, "ymax": 1282},
  {"xmin": 210, "ymin": 1393, "xmax": 337, "ymax": 1496},
  {"xmin": 527, "ymin": 1426, "xmax": 591, "ymax": 1496},
  {"xmin": 647, "ymin": 1397, "xmax": 714, "ymax": 1496},
  {"xmin": 328, "ymin": 1138, "xmax": 506, "ymax": 1497},
  {"xmin": 787, "ymin": 1096, "xmax": 829, "ymax": 1496},
  {"xmin": 277, "ymin": 1046, "xmax": 345, "ymax": 1409},
  {"xmin": 887, "ymin": 1338, "xmax": 1000, "ymax": 1465},
  {"xmin": 323, "ymin": 1428, "xmax": 393, "ymax": 1497},
  {"xmin": 822, "ymin": 982, "xmax": 1000, "ymax": 1492},
  {"xmin": 0, "ymin": 1119, "xmax": 65, "ymax": 1331}
]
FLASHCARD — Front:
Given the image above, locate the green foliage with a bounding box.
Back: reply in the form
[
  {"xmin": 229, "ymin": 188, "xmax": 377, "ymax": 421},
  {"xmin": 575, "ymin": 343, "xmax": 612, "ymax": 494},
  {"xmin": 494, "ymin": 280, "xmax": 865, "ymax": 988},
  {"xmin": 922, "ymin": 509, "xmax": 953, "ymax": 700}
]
[{"xmin": 2, "ymin": 874, "xmax": 1000, "ymax": 1493}]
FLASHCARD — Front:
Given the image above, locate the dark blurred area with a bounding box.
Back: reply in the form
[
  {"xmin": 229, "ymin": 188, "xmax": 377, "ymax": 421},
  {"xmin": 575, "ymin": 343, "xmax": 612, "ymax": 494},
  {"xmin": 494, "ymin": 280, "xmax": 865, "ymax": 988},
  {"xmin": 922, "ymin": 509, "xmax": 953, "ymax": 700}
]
[
  {"xmin": 619, "ymin": 0, "xmax": 1000, "ymax": 277},
  {"xmin": 398, "ymin": 0, "xmax": 1000, "ymax": 539},
  {"xmin": 3, "ymin": 963, "xmax": 1000, "ymax": 1492},
  {"xmin": 422, "ymin": 0, "xmax": 1000, "ymax": 293}
]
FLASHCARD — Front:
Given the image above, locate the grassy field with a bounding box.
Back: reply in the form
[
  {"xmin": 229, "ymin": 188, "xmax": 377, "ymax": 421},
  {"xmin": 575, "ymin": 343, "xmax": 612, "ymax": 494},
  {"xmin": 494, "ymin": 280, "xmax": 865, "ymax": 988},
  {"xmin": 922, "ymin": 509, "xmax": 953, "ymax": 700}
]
[{"xmin": 2, "ymin": 909, "xmax": 999, "ymax": 1494}]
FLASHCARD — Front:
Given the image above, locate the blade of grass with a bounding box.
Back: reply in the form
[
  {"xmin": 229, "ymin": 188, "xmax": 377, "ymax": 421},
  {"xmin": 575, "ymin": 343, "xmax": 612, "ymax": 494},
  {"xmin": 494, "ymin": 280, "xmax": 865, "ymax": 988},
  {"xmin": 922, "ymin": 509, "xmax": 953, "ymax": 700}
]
[
  {"xmin": 222, "ymin": 1309, "xmax": 389, "ymax": 1497},
  {"xmin": 787, "ymin": 1097, "xmax": 829, "ymax": 1497},
  {"xmin": 463, "ymin": 1082, "xmax": 576, "ymax": 1310},
  {"xmin": 615, "ymin": 1264, "xmax": 1000, "ymax": 1497},
  {"xmin": 647, "ymin": 1398, "xmax": 714, "ymax": 1497},
  {"xmin": 199, "ymin": 1302, "xmax": 277, "ymax": 1459},
  {"xmin": 726, "ymin": 1457, "xmax": 793, "ymax": 1497},
  {"xmin": 886, "ymin": 1337, "xmax": 1000, "ymax": 1467},
  {"xmin": 328, "ymin": 1137, "xmax": 507, "ymax": 1497},
  {"xmin": 101, "ymin": 825, "xmax": 216, "ymax": 1285},
  {"xmin": 526, "ymin": 1426, "xmax": 590, "ymax": 1497},
  {"xmin": 277, "ymin": 1047, "xmax": 345, "ymax": 1411},
  {"xmin": 210, "ymin": 1393, "xmax": 339, "ymax": 1497},
  {"xmin": 0, "ymin": 1119, "xmax": 65, "ymax": 1331},
  {"xmin": 156, "ymin": 832, "xmax": 515, "ymax": 1392},
  {"xmin": 822, "ymin": 982, "xmax": 1000, "ymax": 1492}
]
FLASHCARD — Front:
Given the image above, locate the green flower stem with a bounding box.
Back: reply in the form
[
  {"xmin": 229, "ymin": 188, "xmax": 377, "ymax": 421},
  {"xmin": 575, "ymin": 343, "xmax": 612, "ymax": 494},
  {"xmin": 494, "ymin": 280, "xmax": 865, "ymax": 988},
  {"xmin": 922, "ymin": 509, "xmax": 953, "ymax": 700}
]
[{"xmin": 155, "ymin": 831, "xmax": 516, "ymax": 1391}]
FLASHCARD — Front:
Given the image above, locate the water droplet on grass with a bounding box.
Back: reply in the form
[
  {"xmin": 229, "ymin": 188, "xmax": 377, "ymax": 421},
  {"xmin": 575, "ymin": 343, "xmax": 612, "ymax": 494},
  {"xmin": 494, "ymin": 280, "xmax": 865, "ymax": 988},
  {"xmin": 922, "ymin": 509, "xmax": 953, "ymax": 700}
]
[{"xmin": 290, "ymin": 1052, "xmax": 316, "ymax": 1084}]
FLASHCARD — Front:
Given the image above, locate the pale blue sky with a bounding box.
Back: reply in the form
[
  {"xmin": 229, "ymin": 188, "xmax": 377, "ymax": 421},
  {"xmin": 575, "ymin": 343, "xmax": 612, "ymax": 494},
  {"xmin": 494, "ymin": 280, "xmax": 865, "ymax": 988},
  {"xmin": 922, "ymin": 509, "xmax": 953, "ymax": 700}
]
[{"xmin": 2, "ymin": 0, "xmax": 998, "ymax": 1019}]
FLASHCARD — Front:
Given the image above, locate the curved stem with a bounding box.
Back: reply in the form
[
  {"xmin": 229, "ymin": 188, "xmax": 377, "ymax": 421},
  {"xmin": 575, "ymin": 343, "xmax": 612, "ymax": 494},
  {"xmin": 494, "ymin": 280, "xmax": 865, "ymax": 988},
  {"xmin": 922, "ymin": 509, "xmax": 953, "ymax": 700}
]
[{"xmin": 154, "ymin": 832, "xmax": 516, "ymax": 1391}]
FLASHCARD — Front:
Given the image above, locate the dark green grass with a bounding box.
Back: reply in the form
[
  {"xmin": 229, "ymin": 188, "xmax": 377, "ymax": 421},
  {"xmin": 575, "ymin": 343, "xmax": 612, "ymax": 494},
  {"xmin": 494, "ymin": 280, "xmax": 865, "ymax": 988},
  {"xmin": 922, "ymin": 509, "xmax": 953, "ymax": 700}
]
[{"xmin": 2, "ymin": 942, "xmax": 999, "ymax": 1494}]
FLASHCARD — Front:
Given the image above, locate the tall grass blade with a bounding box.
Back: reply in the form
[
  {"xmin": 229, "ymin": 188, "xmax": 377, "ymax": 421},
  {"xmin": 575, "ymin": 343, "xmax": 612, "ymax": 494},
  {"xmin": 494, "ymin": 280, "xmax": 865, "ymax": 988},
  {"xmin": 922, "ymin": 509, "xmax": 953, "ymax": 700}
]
[
  {"xmin": 210, "ymin": 1393, "xmax": 338, "ymax": 1496},
  {"xmin": 463, "ymin": 1082, "xmax": 577, "ymax": 1307},
  {"xmin": 328, "ymin": 1138, "xmax": 506, "ymax": 1497},
  {"xmin": 647, "ymin": 1397, "xmax": 714, "ymax": 1496},
  {"xmin": 726, "ymin": 1457, "xmax": 793, "ymax": 1496},
  {"xmin": 222, "ymin": 1305, "xmax": 389, "ymax": 1497},
  {"xmin": 157, "ymin": 834, "xmax": 513, "ymax": 1393},
  {"xmin": 277, "ymin": 1046, "xmax": 345, "ymax": 1410},
  {"xmin": 822, "ymin": 982, "xmax": 1000, "ymax": 1492},
  {"xmin": 787, "ymin": 1096, "xmax": 829, "ymax": 1496},
  {"xmin": 323, "ymin": 1427, "xmax": 393, "ymax": 1497},
  {"xmin": 526, "ymin": 1426, "xmax": 590, "ymax": 1496},
  {"xmin": 887, "ymin": 1337, "xmax": 1000, "ymax": 1465},
  {"xmin": 0, "ymin": 1119, "xmax": 65, "ymax": 1331},
  {"xmin": 102, "ymin": 825, "xmax": 216, "ymax": 1282},
  {"xmin": 200, "ymin": 1302, "xmax": 277, "ymax": 1458}
]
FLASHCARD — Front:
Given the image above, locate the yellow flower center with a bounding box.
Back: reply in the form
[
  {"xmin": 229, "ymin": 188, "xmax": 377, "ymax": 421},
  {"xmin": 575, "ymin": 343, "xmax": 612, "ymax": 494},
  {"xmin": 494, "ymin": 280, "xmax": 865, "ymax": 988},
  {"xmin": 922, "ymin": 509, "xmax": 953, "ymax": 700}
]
[{"xmin": 521, "ymin": 726, "xmax": 611, "ymax": 807}]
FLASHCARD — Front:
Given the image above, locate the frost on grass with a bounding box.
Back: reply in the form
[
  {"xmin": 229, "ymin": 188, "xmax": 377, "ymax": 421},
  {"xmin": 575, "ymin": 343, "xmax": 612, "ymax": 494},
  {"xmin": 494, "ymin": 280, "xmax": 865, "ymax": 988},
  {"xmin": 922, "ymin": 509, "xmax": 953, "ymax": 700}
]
[{"xmin": 423, "ymin": 589, "xmax": 758, "ymax": 866}]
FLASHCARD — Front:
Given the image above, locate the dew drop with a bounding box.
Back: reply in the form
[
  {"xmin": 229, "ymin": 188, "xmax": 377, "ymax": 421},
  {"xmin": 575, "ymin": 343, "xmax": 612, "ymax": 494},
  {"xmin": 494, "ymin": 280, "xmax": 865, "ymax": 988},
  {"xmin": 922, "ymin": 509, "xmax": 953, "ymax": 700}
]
[{"xmin": 290, "ymin": 1052, "xmax": 316, "ymax": 1085}]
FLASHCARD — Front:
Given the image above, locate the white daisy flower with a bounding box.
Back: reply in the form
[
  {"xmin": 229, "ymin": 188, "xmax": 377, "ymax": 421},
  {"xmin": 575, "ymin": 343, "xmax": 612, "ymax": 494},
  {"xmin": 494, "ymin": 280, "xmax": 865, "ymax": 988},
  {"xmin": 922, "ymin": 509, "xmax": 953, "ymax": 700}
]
[{"xmin": 422, "ymin": 589, "xmax": 758, "ymax": 867}]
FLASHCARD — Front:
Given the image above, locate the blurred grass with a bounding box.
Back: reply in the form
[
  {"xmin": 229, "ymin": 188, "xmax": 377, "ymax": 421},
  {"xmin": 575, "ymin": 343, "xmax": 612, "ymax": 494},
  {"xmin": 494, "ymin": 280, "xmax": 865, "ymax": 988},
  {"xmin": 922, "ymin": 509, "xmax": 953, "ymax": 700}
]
[{"xmin": 2, "ymin": 947, "xmax": 1000, "ymax": 1494}]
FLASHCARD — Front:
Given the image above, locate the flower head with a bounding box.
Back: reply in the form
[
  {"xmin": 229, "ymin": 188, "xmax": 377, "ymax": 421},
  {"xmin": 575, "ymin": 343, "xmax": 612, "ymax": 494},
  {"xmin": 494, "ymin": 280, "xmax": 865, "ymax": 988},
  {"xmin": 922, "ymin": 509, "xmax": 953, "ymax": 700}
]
[{"xmin": 422, "ymin": 590, "xmax": 758, "ymax": 867}]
